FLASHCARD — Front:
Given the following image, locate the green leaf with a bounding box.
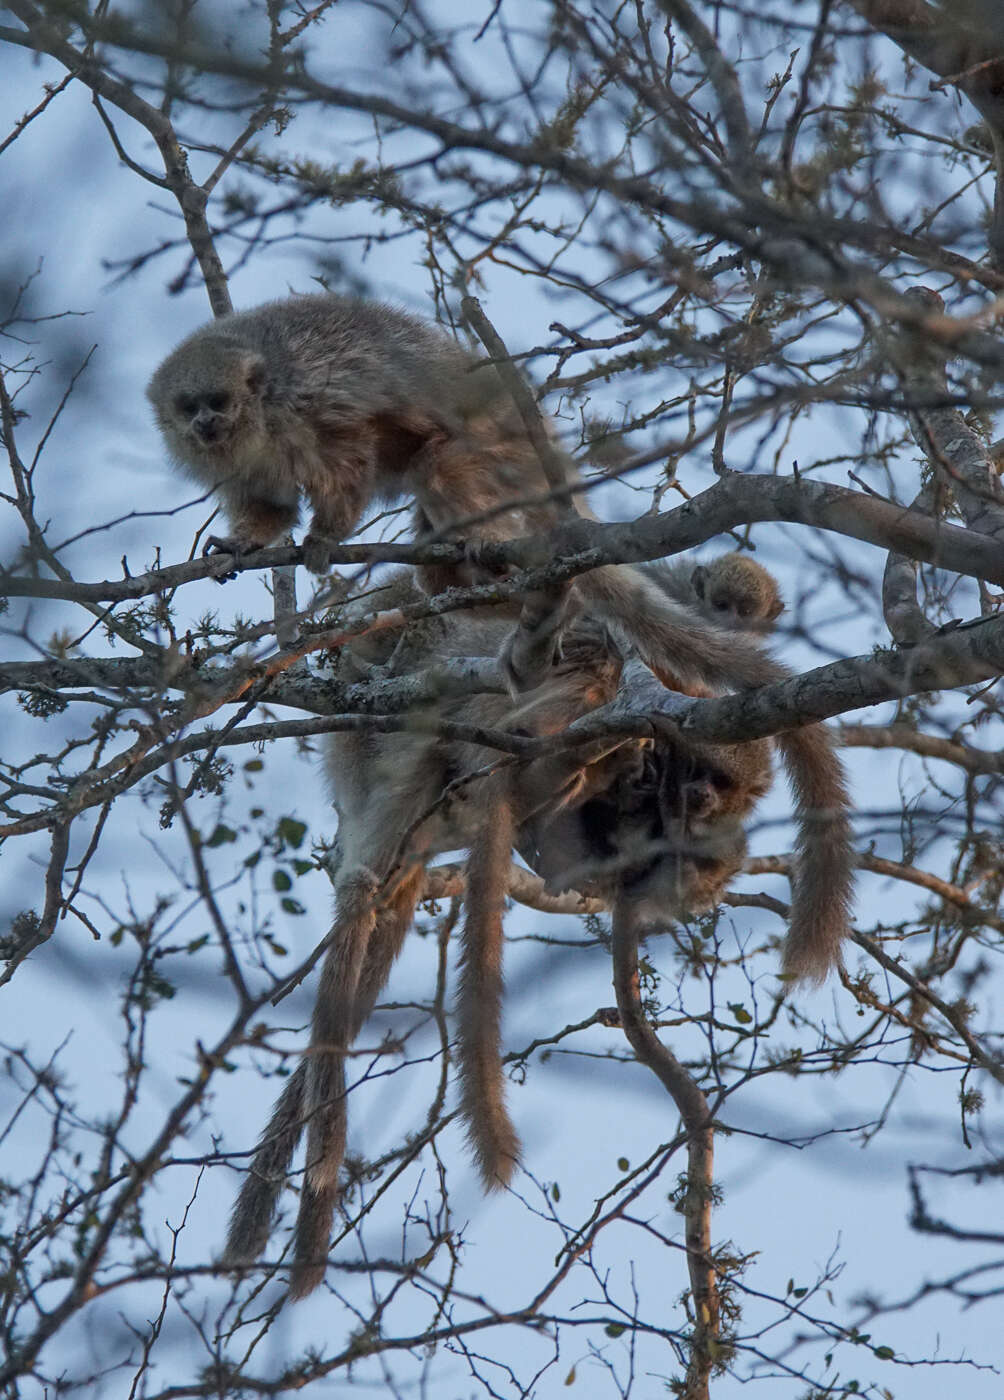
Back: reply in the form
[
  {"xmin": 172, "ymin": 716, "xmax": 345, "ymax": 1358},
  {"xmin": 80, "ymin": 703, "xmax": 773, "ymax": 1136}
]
[
  {"xmin": 728, "ymin": 1002, "xmax": 752, "ymax": 1024},
  {"xmin": 617, "ymin": 1157, "xmax": 630, "ymax": 1171},
  {"xmin": 243, "ymin": 759, "xmax": 264, "ymax": 772},
  {"xmin": 278, "ymin": 816, "xmax": 307, "ymax": 849},
  {"xmin": 604, "ymin": 1323, "xmax": 625, "ymax": 1338},
  {"xmin": 206, "ymin": 824, "xmax": 237, "ymax": 848},
  {"xmin": 272, "ymin": 869, "xmax": 293, "ymax": 892},
  {"xmin": 280, "ymin": 897, "xmax": 306, "ymax": 915}
]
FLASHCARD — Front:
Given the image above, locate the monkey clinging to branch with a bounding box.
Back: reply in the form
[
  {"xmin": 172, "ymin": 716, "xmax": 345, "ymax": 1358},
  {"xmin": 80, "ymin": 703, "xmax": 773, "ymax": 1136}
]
[{"xmin": 148, "ymin": 291, "xmax": 853, "ymax": 990}]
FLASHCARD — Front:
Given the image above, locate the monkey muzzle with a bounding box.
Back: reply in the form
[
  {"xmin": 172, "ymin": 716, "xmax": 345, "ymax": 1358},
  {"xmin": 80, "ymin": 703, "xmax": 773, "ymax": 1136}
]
[{"xmin": 192, "ymin": 412, "xmax": 227, "ymax": 446}]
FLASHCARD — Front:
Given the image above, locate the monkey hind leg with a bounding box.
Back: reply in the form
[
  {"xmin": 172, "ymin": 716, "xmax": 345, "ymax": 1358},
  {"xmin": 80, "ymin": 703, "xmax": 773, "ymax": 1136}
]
[
  {"xmin": 221, "ymin": 1059, "xmax": 308, "ymax": 1270},
  {"xmin": 457, "ymin": 791, "xmax": 522, "ymax": 1191},
  {"xmin": 292, "ymin": 865, "xmax": 425, "ymax": 1297}
]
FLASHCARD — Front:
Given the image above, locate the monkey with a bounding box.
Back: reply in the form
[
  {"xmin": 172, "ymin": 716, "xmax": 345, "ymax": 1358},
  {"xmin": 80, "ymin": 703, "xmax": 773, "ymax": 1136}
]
[
  {"xmin": 148, "ymin": 295, "xmax": 851, "ymax": 978},
  {"xmin": 146, "ymin": 294, "xmax": 557, "ymax": 575},
  {"xmin": 220, "ymin": 569, "xmax": 794, "ymax": 1298},
  {"xmin": 643, "ymin": 552, "xmax": 785, "ymax": 634}
]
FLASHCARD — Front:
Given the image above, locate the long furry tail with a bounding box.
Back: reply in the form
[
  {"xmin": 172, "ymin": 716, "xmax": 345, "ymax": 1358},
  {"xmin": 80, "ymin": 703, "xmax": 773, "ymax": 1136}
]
[
  {"xmin": 221, "ymin": 1059, "xmax": 308, "ymax": 1269},
  {"xmin": 775, "ymin": 725, "xmax": 854, "ymax": 983},
  {"xmin": 457, "ymin": 787, "xmax": 522, "ymax": 1189},
  {"xmin": 582, "ymin": 566, "xmax": 776, "ymax": 694},
  {"xmin": 291, "ymin": 866, "xmax": 424, "ymax": 1298}
]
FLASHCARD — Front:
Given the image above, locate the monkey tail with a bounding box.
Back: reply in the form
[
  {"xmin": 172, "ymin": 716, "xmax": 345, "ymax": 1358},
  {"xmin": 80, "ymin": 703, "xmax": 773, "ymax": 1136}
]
[
  {"xmin": 582, "ymin": 566, "xmax": 771, "ymax": 694},
  {"xmin": 290, "ymin": 866, "xmax": 425, "ymax": 1297},
  {"xmin": 289, "ymin": 1180, "xmax": 340, "ymax": 1300},
  {"xmin": 776, "ymin": 726, "xmax": 854, "ymax": 984},
  {"xmin": 221, "ymin": 1059, "xmax": 308, "ymax": 1270},
  {"xmin": 457, "ymin": 785, "xmax": 522, "ymax": 1190}
]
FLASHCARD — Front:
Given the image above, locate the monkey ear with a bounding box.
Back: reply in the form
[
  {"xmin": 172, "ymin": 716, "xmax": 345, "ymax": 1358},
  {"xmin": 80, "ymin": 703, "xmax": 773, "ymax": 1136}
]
[
  {"xmin": 769, "ymin": 597, "xmax": 785, "ymax": 619},
  {"xmin": 690, "ymin": 564, "xmax": 708, "ymax": 600},
  {"xmin": 242, "ymin": 354, "xmax": 267, "ymax": 396}
]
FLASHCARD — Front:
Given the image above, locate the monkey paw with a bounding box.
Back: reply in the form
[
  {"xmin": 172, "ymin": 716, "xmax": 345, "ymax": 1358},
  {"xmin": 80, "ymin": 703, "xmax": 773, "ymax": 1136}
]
[
  {"xmin": 202, "ymin": 534, "xmax": 245, "ymax": 583},
  {"xmin": 464, "ymin": 537, "xmax": 512, "ymax": 580},
  {"xmin": 302, "ymin": 532, "xmax": 334, "ymax": 575}
]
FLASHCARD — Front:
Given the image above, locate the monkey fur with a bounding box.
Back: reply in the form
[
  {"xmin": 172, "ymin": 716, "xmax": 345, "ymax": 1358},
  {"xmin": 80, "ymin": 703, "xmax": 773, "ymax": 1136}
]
[{"xmin": 222, "ymin": 569, "xmax": 797, "ymax": 1299}]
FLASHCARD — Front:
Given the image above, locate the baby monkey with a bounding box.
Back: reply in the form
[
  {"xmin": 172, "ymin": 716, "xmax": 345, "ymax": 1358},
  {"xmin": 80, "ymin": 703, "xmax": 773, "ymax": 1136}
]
[{"xmin": 645, "ymin": 552, "xmax": 784, "ymax": 633}]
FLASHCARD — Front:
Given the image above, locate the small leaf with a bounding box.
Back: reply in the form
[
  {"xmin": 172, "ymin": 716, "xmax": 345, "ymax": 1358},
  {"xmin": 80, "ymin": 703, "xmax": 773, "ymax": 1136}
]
[
  {"xmin": 604, "ymin": 1323, "xmax": 625, "ymax": 1338},
  {"xmin": 272, "ymin": 869, "xmax": 293, "ymax": 892},
  {"xmin": 280, "ymin": 897, "xmax": 306, "ymax": 915},
  {"xmin": 206, "ymin": 824, "xmax": 237, "ymax": 848},
  {"xmin": 617, "ymin": 1157, "xmax": 630, "ymax": 1171},
  {"xmin": 243, "ymin": 759, "xmax": 264, "ymax": 772},
  {"xmin": 278, "ymin": 816, "xmax": 307, "ymax": 849}
]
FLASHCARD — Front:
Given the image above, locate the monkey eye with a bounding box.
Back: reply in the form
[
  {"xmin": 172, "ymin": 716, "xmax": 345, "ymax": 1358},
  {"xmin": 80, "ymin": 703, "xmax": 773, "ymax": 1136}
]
[
  {"xmin": 175, "ymin": 394, "xmax": 198, "ymax": 416},
  {"xmin": 713, "ymin": 599, "xmax": 729, "ymax": 612},
  {"xmin": 206, "ymin": 392, "xmax": 230, "ymax": 412}
]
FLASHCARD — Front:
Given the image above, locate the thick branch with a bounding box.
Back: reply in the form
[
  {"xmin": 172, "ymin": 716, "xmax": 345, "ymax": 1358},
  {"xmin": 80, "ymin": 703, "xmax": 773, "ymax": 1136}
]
[
  {"xmin": 8, "ymin": 612, "xmax": 1004, "ymax": 837},
  {"xmin": 6, "ymin": 471, "xmax": 1004, "ymax": 608}
]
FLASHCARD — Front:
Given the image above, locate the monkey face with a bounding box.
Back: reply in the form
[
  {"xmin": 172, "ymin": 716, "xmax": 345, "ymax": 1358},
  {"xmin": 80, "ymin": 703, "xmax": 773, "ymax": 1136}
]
[
  {"xmin": 691, "ymin": 557, "xmax": 784, "ymax": 633},
  {"xmin": 707, "ymin": 589, "xmax": 749, "ymax": 625},
  {"xmin": 526, "ymin": 734, "xmax": 769, "ymax": 926},
  {"xmin": 147, "ymin": 338, "xmax": 269, "ymax": 475}
]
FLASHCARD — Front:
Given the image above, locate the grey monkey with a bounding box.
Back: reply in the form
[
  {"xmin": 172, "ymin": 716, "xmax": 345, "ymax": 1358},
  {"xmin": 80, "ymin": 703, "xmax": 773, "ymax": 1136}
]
[{"xmin": 148, "ymin": 293, "xmax": 852, "ymax": 987}]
